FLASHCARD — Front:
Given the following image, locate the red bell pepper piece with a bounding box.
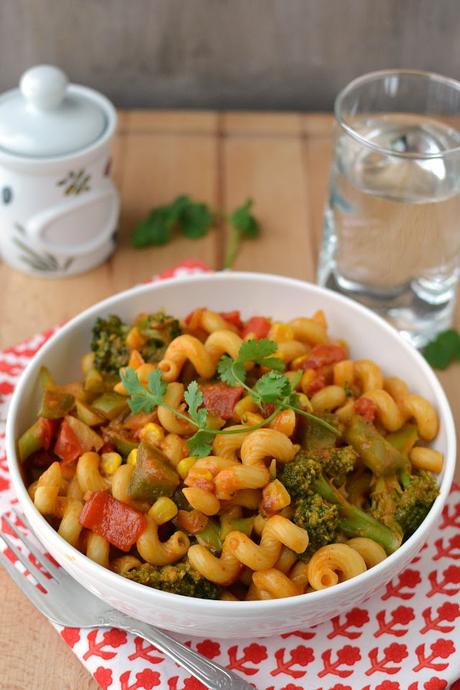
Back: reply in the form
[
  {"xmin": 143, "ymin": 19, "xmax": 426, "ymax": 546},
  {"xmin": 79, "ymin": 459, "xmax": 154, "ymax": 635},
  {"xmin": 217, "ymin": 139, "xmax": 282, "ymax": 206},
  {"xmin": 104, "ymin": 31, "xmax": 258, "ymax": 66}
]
[
  {"xmin": 242, "ymin": 316, "xmax": 271, "ymax": 339},
  {"xmin": 79, "ymin": 491, "xmax": 147, "ymax": 552},
  {"xmin": 201, "ymin": 383, "xmax": 244, "ymax": 419},
  {"xmin": 299, "ymin": 344, "xmax": 347, "ymax": 370},
  {"xmin": 219, "ymin": 310, "xmax": 243, "ymax": 332},
  {"xmin": 54, "ymin": 418, "xmax": 84, "ymax": 465}
]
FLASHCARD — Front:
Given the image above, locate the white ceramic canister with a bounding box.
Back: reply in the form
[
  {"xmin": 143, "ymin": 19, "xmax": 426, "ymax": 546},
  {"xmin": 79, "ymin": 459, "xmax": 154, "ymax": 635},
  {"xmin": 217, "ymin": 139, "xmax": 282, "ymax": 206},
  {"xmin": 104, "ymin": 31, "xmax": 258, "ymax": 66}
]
[{"xmin": 0, "ymin": 65, "xmax": 119, "ymax": 277}]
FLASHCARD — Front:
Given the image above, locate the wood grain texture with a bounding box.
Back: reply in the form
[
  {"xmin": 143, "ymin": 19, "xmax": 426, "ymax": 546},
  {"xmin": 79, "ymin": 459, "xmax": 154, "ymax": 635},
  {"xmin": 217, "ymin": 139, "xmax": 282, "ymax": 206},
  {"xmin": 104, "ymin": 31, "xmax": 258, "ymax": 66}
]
[
  {"xmin": 0, "ymin": 0, "xmax": 459, "ymax": 110},
  {"xmin": 0, "ymin": 111, "xmax": 458, "ymax": 690}
]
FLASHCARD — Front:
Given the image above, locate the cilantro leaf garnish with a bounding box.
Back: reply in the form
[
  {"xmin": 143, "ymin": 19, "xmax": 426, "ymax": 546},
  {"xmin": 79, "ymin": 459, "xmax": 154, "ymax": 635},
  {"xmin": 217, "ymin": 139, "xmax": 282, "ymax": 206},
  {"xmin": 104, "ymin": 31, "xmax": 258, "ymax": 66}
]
[
  {"xmin": 252, "ymin": 371, "xmax": 291, "ymax": 403},
  {"xmin": 423, "ymin": 328, "xmax": 460, "ymax": 370},
  {"xmin": 121, "ymin": 335, "xmax": 339, "ymax": 460},
  {"xmin": 184, "ymin": 380, "xmax": 207, "ymax": 428},
  {"xmin": 121, "ymin": 367, "xmax": 166, "ymax": 414},
  {"xmin": 187, "ymin": 430, "xmax": 214, "ymax": 458}
]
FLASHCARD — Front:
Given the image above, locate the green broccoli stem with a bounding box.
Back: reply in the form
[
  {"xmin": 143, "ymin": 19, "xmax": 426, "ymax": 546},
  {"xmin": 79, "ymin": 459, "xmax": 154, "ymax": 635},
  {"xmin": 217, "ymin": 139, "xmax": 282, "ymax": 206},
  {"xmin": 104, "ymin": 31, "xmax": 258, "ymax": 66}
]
[{"xmin": 313, "ymin": 474, "xmax": 402, "ymax": 554}]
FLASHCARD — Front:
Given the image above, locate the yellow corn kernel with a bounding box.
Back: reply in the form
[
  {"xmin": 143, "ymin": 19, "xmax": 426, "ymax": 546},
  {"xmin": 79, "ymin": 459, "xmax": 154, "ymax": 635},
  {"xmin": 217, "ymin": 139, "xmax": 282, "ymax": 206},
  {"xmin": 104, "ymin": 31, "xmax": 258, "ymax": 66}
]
[
  {"xmin": 127, "ymin": 449, "xmax": 138, "ymax": 466},
  {"xmin": 241, "ymin": 411, "xmax": 265, "ymax": 425},
  {"xmin": 101, "ymin": 452, "xmax": 122, "ymax": 476},
  {"xmin": 126, "ymin": 326, "xmax": 146, "ymax": 350},
  {"xmin": 139, "ymin": 422, "xmax": 165, "ymax": 447},
  {"xmin": 269, "ymin": 458, "xmax": 277, "ymax": 480},
  {"xmin": 297, "ymin": 393, "xmax": 313, "ymax": 411},
  {"xmin": 291, "ymin": 354, "xmax": 310, "ymax": 370},
  {"xmin": 149, "ymin": 496, "xmax": 178, "ymax": 524},
  {"xmin": 81, "ymin": 352, "xmax": 95, "ymax": 376},
  {"xmin": 234, "ymin": 395, "xmax": 258, "ymax": 420},
  {"xmin": 262, "ymin": 479, "xmax": 291, "ymax": 514},
  {"xmin": 177, "ymin": 456, "xmax": 197, "ymax": 479},
  {"xmin": 128, "ymin": 349, "xmax": 145, "ymax": 369},
  {"xmin": 269, "ymin": 322, "xmax": 295, "ymax": 343},
  {"xmin": 206, "ymin": 414, "xmax": 226, "ymax": 430}
]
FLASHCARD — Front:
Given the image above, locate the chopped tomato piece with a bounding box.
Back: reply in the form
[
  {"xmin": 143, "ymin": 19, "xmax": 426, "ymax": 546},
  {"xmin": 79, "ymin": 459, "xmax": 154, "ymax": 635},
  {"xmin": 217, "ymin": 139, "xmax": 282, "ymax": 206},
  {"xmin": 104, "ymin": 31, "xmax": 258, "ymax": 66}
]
[
  {"xmin": 300, "ymin": 344, "xmax": 346, "ymax": 370},
  {"xmin": 79, "ymin": 491, "xmax": 146, "ymax": 552},
  {"xmin": 54, "ymin": 418, "xmax": 83, "ymax": 465},
  {"xmin": 201, "ymin": 383, "xmax": 244, "ymax": 419},
  {"xmin": 184, "ymin": 308, "xmax": 205, "ymax": 329},
  {"xmin": 219, "ymin": 310, "xmax": 243, "ymax": 331},
  {"xmin": 354, "ymin": 397, "xmax": 378, "ymax": 423},
  {"xmin": 176, "ymin": 509, "xmax": 208, "ymax": 534},
  {"xmin": 306, "ymin": 372, "xmax": 326, "ymax": 396},
  {"xmin": 99, "ymin": 441, "xmax": 116, "ymax": 454},
  {"xmin": 242, "ymin": 316, "xmax": 271, "ymax": 339}
]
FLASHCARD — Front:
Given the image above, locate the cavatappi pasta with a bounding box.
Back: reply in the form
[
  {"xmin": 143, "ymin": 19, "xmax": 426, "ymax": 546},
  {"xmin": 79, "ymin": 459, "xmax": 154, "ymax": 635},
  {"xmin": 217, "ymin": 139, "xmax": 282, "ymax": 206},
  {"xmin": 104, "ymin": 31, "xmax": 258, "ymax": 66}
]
[{"xmin": 19, "ymin": 307, "xmax": 442, "ymax": 601}]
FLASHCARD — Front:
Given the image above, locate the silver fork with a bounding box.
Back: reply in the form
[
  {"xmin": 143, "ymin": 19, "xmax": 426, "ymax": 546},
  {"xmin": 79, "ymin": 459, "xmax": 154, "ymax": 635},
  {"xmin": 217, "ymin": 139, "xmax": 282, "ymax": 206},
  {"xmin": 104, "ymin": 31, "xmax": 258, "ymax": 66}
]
[{"xmin": 0, "ymin": 510, "xmax": 252, "ymax": 690}]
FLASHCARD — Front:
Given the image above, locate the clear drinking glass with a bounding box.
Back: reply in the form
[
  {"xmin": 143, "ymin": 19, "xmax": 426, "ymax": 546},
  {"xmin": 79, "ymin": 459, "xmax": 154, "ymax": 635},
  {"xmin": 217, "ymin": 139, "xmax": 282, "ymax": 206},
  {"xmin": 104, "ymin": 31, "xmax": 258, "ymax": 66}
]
[{"xmin": 318, "ymin": 70, "xmax": 460, "ymax": 347}]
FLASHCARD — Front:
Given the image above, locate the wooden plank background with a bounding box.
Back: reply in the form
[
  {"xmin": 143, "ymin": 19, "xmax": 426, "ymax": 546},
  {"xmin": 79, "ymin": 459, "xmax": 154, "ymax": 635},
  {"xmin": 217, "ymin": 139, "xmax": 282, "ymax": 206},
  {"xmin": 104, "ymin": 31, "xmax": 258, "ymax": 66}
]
[
  {"xmin": 1, "ymin": 111, "xmax": 459, "ymax": 690},
  {"xmin": 0, "ymin": 0, "xmax": 459, "ymax": 110}
]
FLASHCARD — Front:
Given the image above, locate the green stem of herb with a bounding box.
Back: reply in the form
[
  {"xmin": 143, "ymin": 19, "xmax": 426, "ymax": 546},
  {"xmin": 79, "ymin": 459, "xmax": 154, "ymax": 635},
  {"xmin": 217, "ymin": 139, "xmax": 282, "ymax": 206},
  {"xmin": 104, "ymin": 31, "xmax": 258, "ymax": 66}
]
[{"xmin": 222, "ymin": 226, "xmax": 240, "ymax": 270}]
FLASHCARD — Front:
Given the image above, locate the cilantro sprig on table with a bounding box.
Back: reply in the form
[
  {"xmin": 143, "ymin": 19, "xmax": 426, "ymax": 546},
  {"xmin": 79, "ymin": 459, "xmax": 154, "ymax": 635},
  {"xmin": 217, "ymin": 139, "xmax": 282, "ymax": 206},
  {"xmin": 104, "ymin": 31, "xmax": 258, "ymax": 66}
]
[
  {"xmin": 121, "ymin": 338, "xmax": 339, "ymax": 458},
  {"xmin": 132, "ymin": 195, "xmax": 214, "ymax": 248},
  {"xmin": 131, "ymin": 195, "xmax": 260, "ymax": 269},
  {"xmin": 422, "ymin": 329, "xmax": 460, "ymax": 370}
]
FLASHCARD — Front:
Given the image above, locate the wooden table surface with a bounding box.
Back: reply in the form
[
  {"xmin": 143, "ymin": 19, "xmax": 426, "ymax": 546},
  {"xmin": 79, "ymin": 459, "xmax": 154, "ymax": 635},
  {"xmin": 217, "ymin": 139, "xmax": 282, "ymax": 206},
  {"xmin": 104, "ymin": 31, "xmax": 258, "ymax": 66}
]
[{"xmin": 0, "ymin": 111, "xmax": 458, "ymax": 690}]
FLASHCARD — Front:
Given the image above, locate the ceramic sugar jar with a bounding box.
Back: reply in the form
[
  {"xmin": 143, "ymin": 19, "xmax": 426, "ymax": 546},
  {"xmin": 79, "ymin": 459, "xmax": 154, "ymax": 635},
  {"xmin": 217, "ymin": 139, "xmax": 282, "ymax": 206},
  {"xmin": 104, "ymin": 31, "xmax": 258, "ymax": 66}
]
[{"xmin": 0, "ymin": 65, "xmax": 119, "ymax": 277}]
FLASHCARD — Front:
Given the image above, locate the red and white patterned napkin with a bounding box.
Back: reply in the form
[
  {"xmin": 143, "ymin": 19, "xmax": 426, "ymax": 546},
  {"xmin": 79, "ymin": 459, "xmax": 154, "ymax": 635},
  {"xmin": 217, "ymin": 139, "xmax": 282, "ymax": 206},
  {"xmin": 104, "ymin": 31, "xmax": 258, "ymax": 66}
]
[{"xmin": 1, "ymin": 261, "xmax": 459, "ymax": 690}]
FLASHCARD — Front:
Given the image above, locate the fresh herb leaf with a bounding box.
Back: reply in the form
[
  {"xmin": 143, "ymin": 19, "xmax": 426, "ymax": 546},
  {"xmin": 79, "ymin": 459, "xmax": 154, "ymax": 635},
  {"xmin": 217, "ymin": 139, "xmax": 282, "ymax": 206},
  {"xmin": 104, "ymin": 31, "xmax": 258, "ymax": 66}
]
[
  {"xmin": 131, "ymin": 195, "xmax": 214, "ymax": 248},
  {"xmin": 223, "ymin": 198, "xmax": 261, "ymax": 269},
  {"xmin": 252, "ymin": 371, "xmax": 291, "ymax": 403},
  {"xmin": 423, "ymin": 328, "xmax": 460, "ymax": 370},
  {"xmin": 121, "ymin": 367, "xmax": 166, "ymax": 414},
  {"xmin": 187, "ymin": 430, "xmax": 214, "ymax": 458},
  {"xmin": 132, "ymin": 207, "xmax": 174, "ymax": 248},
  {"xmin": 179, "ymin": 199, "xmax": 214, "ymax": 238},
  {"xmin": 217, "ymin": 355, "xmax": 245, "ymax": 387},
  {"xmin": 184, "ymin": 381, "xmax": 207, "ymax": 427},
  {"xmin": 218, "ymin": 338, "xmax": 285, "ymax": 388},
  {"xmin": 230, "ymin": 198, "xmax": 260, "ymax": 238},
  {"xmin": 238, "ymin": 339, "xmax": 285, "ymax": 372},
  {"xmin": 238, "ymin": 338, "xmax": 276, "ymax": 364}
]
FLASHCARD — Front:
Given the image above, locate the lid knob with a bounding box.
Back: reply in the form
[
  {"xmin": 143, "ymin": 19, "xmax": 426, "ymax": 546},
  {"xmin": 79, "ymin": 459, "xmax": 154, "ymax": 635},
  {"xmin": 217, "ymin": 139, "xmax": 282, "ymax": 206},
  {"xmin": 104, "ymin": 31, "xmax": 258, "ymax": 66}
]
[{"xmin": 20, "ymin": 65, "xmax": 68, "ymax": 111}]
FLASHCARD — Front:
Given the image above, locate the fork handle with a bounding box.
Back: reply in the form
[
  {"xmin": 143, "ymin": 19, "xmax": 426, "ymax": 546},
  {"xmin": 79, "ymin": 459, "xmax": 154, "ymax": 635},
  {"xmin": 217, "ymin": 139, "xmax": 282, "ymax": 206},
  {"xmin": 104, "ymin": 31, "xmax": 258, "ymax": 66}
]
[{"xmin": 119, "ymin": 616, "xmax": 253, "ymax": 690}]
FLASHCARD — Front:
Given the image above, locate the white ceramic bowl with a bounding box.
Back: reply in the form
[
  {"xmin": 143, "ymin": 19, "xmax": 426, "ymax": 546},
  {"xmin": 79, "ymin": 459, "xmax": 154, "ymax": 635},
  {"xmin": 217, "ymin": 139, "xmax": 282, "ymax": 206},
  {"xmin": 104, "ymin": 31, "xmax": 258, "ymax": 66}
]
[{"xmin": 6, "ymin": 272, "xmax": 456, "ymax": 638}]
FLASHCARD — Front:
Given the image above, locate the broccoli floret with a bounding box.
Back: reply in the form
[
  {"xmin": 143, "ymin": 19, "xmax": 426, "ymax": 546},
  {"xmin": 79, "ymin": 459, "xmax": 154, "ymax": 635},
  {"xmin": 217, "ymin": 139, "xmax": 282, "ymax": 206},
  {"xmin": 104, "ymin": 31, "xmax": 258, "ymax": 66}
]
[
  {"xmin": 136, "ymin": 310, "xmax": 182, "ymax": 363},
  {"xmin": 91, "ymin": 311, "xmax": 182, "ymax": 376},
  {"xmin": 91, "ymin": 315, "xmax": 130, "ymax": 374},
  {"xmin": 344, "ymin": 415, "xmax": 439, "ymax": 542},
  {"xmin": 280, "ymin": 449, "xmax": 402, "ymax": 554},
  {"xmin": 293, "ymin": 493, "xmax": 339, "ymax": 554},
  {"xmin": 394, "ymin": 470, "xmax": 438, "ymax": 537},
  {"xmin": 281, "ymin": 446, "xmax": 356, "ymax": 495},
  {"xmin": 125, "ymin": 561, "xmax": 221, "ymax": 599}
]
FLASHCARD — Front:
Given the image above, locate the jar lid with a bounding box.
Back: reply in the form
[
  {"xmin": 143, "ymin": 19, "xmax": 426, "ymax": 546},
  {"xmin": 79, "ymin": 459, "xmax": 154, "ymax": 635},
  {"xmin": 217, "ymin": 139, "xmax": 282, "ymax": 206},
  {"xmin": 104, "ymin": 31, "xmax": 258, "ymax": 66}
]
[{"xmin": 0, "ymin": 65, "xmax": 107, "ymax": 157}]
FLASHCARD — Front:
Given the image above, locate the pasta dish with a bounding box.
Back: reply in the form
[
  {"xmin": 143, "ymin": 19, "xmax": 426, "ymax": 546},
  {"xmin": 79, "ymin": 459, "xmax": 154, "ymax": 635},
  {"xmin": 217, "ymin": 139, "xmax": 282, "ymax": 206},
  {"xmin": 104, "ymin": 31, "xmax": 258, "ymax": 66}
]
[{"xmin": 18, "ymin": 307, "xmax": 442, "ymax": 601}]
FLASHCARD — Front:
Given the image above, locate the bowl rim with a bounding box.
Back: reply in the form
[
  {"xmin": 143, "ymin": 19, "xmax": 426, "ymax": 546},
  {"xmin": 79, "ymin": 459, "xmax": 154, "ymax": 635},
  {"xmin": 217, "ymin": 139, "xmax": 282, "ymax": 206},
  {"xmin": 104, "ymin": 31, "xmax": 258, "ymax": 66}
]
[{"xmin": 6, "ymin": 271, "xmax": 456, "ymax": 613}]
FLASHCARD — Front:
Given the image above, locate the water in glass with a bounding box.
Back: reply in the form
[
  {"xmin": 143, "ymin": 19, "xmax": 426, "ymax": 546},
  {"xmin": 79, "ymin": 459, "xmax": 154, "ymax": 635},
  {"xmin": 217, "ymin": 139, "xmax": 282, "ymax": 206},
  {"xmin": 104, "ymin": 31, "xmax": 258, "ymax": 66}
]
[{"xmin": 319, "ymin": 114, "xmax": 460, "ymax": 347}]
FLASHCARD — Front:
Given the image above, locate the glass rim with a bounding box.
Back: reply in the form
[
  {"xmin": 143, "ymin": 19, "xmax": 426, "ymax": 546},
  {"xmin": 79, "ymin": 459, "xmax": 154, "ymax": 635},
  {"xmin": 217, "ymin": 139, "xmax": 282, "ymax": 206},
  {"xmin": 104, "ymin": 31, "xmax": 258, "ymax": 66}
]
[{"xmin": 334, "ymin": 68, "xmax": 460, "ymax": 159}]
